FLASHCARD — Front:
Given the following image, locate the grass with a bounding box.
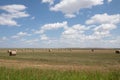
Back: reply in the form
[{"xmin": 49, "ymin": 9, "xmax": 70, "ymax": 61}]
[
  {"xmin": 0, "ymin": 49, "xmax": 120, "ymax": 80},
  {"xmin": 0, "ymin": 51, "xmax": 120, "ymax": 66},
  {"xmin": 0, "ymin": 67, "xmax": 120, "ymax": 80}
]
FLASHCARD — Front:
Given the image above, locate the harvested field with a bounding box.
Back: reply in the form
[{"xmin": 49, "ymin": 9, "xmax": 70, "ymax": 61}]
[{"xmin": 0, "ymin": 48, "xmax": 120, "ymax": 80}]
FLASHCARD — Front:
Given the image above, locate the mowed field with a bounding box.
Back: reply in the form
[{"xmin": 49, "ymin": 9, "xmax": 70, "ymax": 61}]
[{"xmin": 0, "ymin": 48, "xmax": 120, "ymax": 80}]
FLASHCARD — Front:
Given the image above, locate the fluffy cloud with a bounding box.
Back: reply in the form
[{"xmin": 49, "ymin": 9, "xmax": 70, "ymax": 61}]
[
  {"xmin": 16, "ymin": 13, "xmax": 120, "ymax": 47},
  {"xmin": 50, "ymin": 0, "xmax": 104, "ymax": 18},
  {"xmin": 0, "ymin": 4, "xmax": 26, "ymax": 13},
  {"xmin": 40, "ymin": 34, "xmax": 49, "ymax": 40},
  {"xmin": 0, "ymin": 4, "xmax": 29, "ymax": 26},
  {"xmin": 41, "ymin": 21, "xmax": 67, "ymax": 30},
  {"xmin": 33, "ymin": 13, "xmax": 118, "ymax": 45},
  {"xmin": 42, "ymin": 0, "xmax": 54, "ymax": 5},
  {"xmin": 4, "ymin": 13, "xmax": 120, "ymax": 48},
  {"xmin": 35, "ymin": 21, "xmax": 67, "ymax": 34},
  {"xmin": 60, "ymin": 14, "xmax": 118, "ymax": 45},
  {"xmin": 107, "ymin": 0, "xmax": 112, "ymax": 3},
  {"xmin": 86, "ymin": 13, "xmax": 120, "ymax": 25},
  {"xmin": 60, "ymin": 23, "xmax": 118, "ymax": 47},
  {"xmin": 62, "ymin": 24, "xmax": 90, "ymax": 39},
  {"xmin": 12, "ymin": 32, "xmax": 31, "ymax": 39},
  {"xmin": 92, "ymin": 24, "xmax": 116, "ymax": 39},
  {"xmin": 85, "ymin": 13, "xmax": 120, "ymax": 40},
  {"xmin": 62, "ymin": 14, "xmax": 119, "ymax": 41},
  {"xmin": 34, "ymin": 21, "xmax": 68, "ymax": 42},
  {"xmin": 0, "ymin": 16, "xmax": 17, "ymax": 26}
]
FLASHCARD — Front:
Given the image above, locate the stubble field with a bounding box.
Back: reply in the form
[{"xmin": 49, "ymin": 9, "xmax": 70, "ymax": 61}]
[{"xmin": 0, "ymin": 48, "xmax": 120, "ymax": 80}]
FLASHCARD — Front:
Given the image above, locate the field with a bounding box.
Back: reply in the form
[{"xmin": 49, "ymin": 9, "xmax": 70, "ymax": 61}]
[{"xmin": 0, "ymin": 48, "xmax": 120, "ymax": 80}]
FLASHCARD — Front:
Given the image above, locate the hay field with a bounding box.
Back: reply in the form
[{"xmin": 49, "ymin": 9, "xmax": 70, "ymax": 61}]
[{"xmin": 0, "ymin": 48, "xmax": 120, "ymax": 80}]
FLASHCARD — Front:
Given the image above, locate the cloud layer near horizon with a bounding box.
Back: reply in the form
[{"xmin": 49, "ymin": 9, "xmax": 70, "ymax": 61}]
[{"xmin": 3, "ymin": 13, "xmax": 118, "ymax": 48}]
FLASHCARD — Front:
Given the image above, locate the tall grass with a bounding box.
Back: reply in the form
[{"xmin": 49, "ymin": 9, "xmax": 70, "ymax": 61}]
[{"xmin": 0, "ymin": 67, "xmax": 120, "ymax": 80}]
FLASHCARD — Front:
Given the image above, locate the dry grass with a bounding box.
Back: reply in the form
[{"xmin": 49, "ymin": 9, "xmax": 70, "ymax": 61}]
[
  {"xmin": 0, "ymin": 48, "xmax": 120, "ymax": 71},
  {"xmin": 0, "ymin": 49, "xmax": 120, "ymax": 80},
  {"xmin": 0, "ymin": 58, "xmax": 120, "ymax": 72}
]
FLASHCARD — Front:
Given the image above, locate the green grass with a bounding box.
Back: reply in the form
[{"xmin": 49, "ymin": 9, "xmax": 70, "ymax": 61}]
[{"xmin": 0, "ymin": 67, "xmax": 120, "ymax": 80}]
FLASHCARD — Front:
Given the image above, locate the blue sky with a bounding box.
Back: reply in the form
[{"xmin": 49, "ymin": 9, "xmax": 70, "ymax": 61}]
[{"xmin": 0, "ymin": 0, "xmax": 120, "ymax": 48}]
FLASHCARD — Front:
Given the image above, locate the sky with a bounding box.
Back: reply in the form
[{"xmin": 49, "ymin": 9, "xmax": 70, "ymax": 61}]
[{"xmin": 0, "ymin": 0, "xmax": 120, "ymax": 48}]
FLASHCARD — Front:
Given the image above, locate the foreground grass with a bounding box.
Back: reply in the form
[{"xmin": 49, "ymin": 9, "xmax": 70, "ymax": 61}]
[
  {"xmin": 0, "ymin": 67, "xmax": 120, "ymax": 80},
  {"xmin": 0, "ymin": 50, "xmax": 120, "ymax": 80}
]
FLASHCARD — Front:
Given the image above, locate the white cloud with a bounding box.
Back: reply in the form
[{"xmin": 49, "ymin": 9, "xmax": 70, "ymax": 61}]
[
  {"xmin": 41, "ymin": 21, "xmax": 67, "ymax": 30},
  {"xmin": 61, "ymin": 23, "xmax": 117, "ymax": 45},
  {"xmin": 0, "ymin": 4, "xmax": 29, "ymax": 26},
  {"xmin": 85, "ymin": 13, "xmax": 120, "ymax": 40},
  {"xmin": 62, "ymin": 24, "xmax": 90, "ymax": 39},
  {"xmin": 65, "ymin": 14, "xmax": 76, "ymax": 18},
  {"xmin": 0, "ymin": 15, "xmax": 18, "ymax": 26},
  {"xmin": 12, "ymin": 32, "xmax": 31, "ymax": 39},
  {"xmin": 0, "ymin": 4, "xmax": 26, "ymax": 13},
  {"xmin": 86, "ymin": 13, "xmax": 120, "ymax": 25},
  {"xmin": 109, "ymin": 36, "xmax": 120, "ymax": 44},
  {"xmin": 31, "ymin": 16, "xmax": 35, "ymax": 20},
  {"xmin": 50, "ymin": 0, "xmax": 104, "ymax": 18},
  {"xmin": 92, "ymin": 24, "xmax": 116, "ymax": 39},
  {"xmin": 33, "ymin": 17, "xmax": 118, "ymax": 47},
  {"xmin": 35, "ymin": 21, "xmax": 67, "ymax": 34},
  {"xmin": 25, "ymin": 39, "xmax": 39, "ymax": 45},
  {"xmin": 94, "ymin": 24, "xmax": 116, "ymax": 32},
  {"xmin": 107, "ymin": 0, "xmax": 112, "ymax": 3},
  {"xmin": 2, "ymin": 12, "xmax": 119, "ymax": 48},
  {"xmin": 17, "ymin": 32, "xmax": 30, "ymax": 36},
  {"xmin": 0, "ymin": 36, "xmax": 7, "ymax": 42},
  {"xmin": 42, "ymin": 0, "xmax": 54, "ymax": 5},
  {"xmin": 40, "ymin": 34, "xmax": 49, "ymax": 40}
]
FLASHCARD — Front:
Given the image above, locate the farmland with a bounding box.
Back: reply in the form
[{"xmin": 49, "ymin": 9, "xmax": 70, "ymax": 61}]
[{"xmin": 0, "ymin": 48, "xmax": 120, "ymax": 80}]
